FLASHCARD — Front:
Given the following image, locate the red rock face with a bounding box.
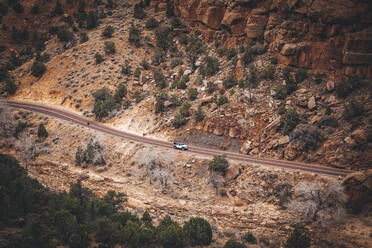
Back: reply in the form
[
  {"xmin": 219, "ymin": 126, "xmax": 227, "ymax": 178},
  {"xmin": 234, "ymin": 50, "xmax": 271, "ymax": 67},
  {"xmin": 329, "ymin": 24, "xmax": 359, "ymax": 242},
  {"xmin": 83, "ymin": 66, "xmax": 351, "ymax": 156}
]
[{"xmin": 169, "ymin": 0, "xmax": 372, "ymax": 78}]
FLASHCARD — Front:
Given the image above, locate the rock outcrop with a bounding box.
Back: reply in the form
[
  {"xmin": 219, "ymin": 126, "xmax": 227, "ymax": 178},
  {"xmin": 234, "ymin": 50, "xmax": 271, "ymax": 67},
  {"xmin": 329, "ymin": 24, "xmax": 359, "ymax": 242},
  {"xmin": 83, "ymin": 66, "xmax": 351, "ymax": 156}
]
[
  {"xmin": 171, "ymin": 0, "xmax": 372, "ymax": 78},
  {"xmin": 342, "ymin": 169, "xmax": 372, "ymax": 212}
]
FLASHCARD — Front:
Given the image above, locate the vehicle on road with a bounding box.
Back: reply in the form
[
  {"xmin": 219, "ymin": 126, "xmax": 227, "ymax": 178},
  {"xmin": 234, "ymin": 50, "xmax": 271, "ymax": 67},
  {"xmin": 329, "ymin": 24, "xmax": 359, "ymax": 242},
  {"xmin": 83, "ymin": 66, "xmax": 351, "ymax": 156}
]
[{"xmin": 173, "ymin": 142, "xmax": 188, "ymax": 150}]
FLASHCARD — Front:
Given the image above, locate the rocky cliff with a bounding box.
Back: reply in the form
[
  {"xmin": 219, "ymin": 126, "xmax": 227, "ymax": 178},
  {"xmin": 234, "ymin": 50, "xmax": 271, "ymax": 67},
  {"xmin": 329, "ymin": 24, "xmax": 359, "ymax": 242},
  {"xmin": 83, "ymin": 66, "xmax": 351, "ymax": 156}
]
[{"xmin": 171, "ymin": 0, "xmax": 372, "ymax": 79}]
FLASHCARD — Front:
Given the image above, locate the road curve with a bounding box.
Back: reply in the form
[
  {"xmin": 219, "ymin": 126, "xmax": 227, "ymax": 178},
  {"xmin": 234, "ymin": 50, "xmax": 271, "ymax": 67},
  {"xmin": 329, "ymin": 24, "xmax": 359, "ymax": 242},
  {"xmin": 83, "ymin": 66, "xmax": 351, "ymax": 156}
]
[{"xmin": 0, "ymin": 99, "xmax": 355, "ymax": 177}]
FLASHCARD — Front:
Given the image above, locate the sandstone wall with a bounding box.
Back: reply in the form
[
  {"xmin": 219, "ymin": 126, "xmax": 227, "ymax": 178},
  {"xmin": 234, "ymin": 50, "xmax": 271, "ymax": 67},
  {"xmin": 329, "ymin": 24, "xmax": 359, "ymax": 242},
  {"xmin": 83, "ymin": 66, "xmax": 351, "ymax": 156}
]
[{"xmin": 170, "ymin": 0, "xmax": 372, "ymax": 78}]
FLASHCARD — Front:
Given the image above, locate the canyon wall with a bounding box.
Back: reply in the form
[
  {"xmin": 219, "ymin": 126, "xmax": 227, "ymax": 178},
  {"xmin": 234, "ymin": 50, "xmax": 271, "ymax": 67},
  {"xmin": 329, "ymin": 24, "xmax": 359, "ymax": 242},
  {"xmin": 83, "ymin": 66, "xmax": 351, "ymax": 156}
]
[{"xmin": 171, "ymin": 0, "xmax": 372, "ymax": 79}]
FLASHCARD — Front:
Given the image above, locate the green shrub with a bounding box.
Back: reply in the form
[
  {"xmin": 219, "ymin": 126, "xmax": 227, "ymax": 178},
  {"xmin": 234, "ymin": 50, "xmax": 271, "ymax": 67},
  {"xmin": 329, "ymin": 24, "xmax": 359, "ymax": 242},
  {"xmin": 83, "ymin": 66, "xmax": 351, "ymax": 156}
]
[
  {"xmin": 203, "ymin": 56, "xmax": 219, "ymax": 77},
  {"xmin": 37, "ymin": 124, "xmax": 48, "ymax": 138},
  {"xmin": 78, "ymin": 0, "xmax": 86, "ymax": 13},
  {"xmin": 172, "ymin": 113, "xmax": 187, "ymax": 128},
  {"xmin": 179, "ymin": 102, "xmax": 191, "ymax": 117},
  {"xmin": 188, "ymin": 88, "xmax": 198, "ymax": 100},
  {"xmin": 295, "ymin": 69, "xmax": 308, "ymax": 83},
  {"xmin": 141, "ymin": 59, "xmax": 149, "ymax": 70},
  {"xmin": 250, "ymin": 45, "xmax": 266, "ymax": 55},
  {"xmin": 336, "ymin": 75, "xmax": 362, "ymax": 98},
  {"xmin": 157, "ymin": 217, "xmax": 185, "ymax": 248},
  {"xmin": 53, "ymin": 0, "xmax": 63, "ymax": 16},
  {"xmin": 57, "ymin": 27, "xmax": 74, "ymax": 42},
  {"xmin": 208, "ymin": 155, "xmax": 228, "ymax": 175},
  {"xmin": 14, "ymin": 121, "xmax": 26, "ymax": 138},
  {"xmin": 104, "ymin": 41, "xmax": 115, "ymax": 54},
  {"xmin": 155, "ymin": 92, "xmax": 168, "ymax": 113},
  {"xmin": 30, "ymin": 4, "xmax": 39, "ymax": 14},
  {"xmin": 194, "ymin": 106, "xmax": 205, "ymax": 122},
  {"xmin": 153, "ymin": 68, "xmax": 166, "ymax": 88},
  {"xmin": 80, "ymin": 31, "xmax": 89, "ymax": 43},
  {"xmin": 218, "ymin": 95, "xmax": 228, "ymax": 106},
  {"xmin": 86, "ymin": 11, "xmax": 98, "ymax": 29},
  {"xmin": 262, "ymin": 65, "xmax": 275, "ymax": 79},
  {"xmin": 134, "ymin": 67, "xmax": 141, "ymax": 78},
  {"xmin": 93, "ymin": 88, "xmax": 119, "ymax": 119},
  {"xmin": 318, "ymin": 116, "xmax": 338, "ymax": 128},
  {"xmin": 314, "ymin": 73, "xmax": 323, "ymax": 84},
  {"xmin": 242, "ymin": 49, "xmax": 253, "ymax": 65},
  {"xmin": 183, "ymin": 217, "xmax": 212, "ymax": 246},
  {"xmin": 155, "ymin": 25, "xmax": 173, "ymax": 51},
  {"xmin": 133, "ymin": 3, "xmax": 146, "ymax": 19},
  {"xmin": 224, "ymin": 239, "xmax": 246, "ymax": 248},
  {"xmin": 12, "ymin": 2, "xmax": 24, "ymax": 14},
  {"xmin": 242, "ymin": 232, "xmax": 257, "ymax": 244},
  {"xmin": 11, "ymin": 26, "xmax": 28, "ymax": 43},
  {"xmin": 129, "ymin": 25, "xmax": 141, "ymax": 47},
  {"xmin": 223, "ymin": 75, "xmax": 237, "ymax": 89},
  {"xmin": 166, "ymin": 0, "xmax": 174, "ymax": 17},
  {"xmin": 5, "ymin": 79, "xmax": 16, "ymax": 95},
  {"xmin": 343, "ymin": 101, "xmax": 364, "ymax": 121},
  {"xmin": 152, "ymin": 49, "xmax": 165, "ymax": 65},
  {"xmin": 186, "ymin": 34, "xmax": 203, "ymax": 64},
  {"xmin": 270, "ymin": 57, "xmax": 278, "ymax": 64},
  {"xmin": 95, "ymin": 53, "xmax": 103, "ymax": 64},
  {"xmin": 175, "ymin": 75, "xmax": 189, "ymax": 89},
  {"xmin": 121, "ymin": 62, "xmax": 132, "ymax": 75},
  {"xmin": 207, "ymin": 82, "xmax": 217, "ymax": 94},
  {"xmin": 134, "ymin": 91, "xmax": 145, "ymax": 104},
  {"xmin": 281, "ymin": 108, "xmax": 300, "ymax": 135},
  {"xmin": 170, "ymin": 17, "xmax": 184, "ymax": 28},
  {"xmin": 102, "ymin": 25, "xmax": 114, "ymax": 38},
  {"xmin": 291, "ymin": 124, "xmax": 324, "ymax": 151},
  {"xmin": 114, "ymin": 83, "xmax": 127, "ymax": 103},
  {"xmin": 284, "ymin": 228, "xmax": 310, "ymax": 248},
  {"xmin": 247, "ymin": 65, "xmax": 259, "ymax": 88},
  {"xmin": 31, "ymin": 61, "xmax": 46, "ymax": 77}
]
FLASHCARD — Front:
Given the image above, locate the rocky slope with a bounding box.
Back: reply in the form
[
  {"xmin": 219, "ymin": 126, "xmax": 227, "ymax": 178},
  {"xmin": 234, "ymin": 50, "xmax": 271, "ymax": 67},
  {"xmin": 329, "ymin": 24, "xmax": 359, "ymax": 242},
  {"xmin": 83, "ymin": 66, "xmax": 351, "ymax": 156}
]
[{"xmin": 172, "ymin": 0, "xmax": 372, "ymax": 79}]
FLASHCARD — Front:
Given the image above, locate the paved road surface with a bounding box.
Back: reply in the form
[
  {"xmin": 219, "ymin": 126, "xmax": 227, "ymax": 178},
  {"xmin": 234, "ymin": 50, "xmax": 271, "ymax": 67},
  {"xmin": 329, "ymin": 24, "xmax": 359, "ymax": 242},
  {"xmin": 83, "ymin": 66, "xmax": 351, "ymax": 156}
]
[{"xmin": 0, "ymin": 100, "xmax": 355, "ymax": 177}]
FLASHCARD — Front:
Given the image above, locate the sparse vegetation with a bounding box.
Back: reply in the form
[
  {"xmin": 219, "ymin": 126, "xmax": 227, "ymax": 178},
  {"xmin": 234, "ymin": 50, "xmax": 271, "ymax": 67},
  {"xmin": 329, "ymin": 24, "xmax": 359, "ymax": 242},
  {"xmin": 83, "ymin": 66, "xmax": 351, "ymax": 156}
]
[
  {"xmin": 104, "ymin": 41, "xmax": 116, "ymax": 54},
  {"xmin": 14, "ymin": 121, "xmax": 27, "ymax": 138},
  {"xmin": 57, "ymin": 27, "xmax": 74, "ymax": 42},
  {"xmin": 201, "ymin": 56, "xmax": 219, "ymax": 77},
  {"xmin": 133, "ymin": 2, "xmax": 146, "ymax": 19},
  {"xmin": 155, "ymin": 25, "xmax": 173, "ymax": 51},
  {"xmin": 188, "ymin": 88, "xmax": 198, "ymax": 100},
  {"xmin": 4, "ymin": 79, "xmax": 16, "ymax": 95},
  {"xmin": 343, "ymin": 101, "xmax": 364, "ymax": 121},
  {"xmin": 284, "ymin": 228, "xmax": 311, "ymax": 248},
  {"xmin": 129, "ymin": 25, "xmax": 142, "ymax": 47},
  {"xmin": 92, "ymin": 88, "xmax": 119, "ymax": 119},
  {"xmin": 218, "ymin": 95, "xmax": 228, "ymax": 106},
  {"xmin": 31, "ymin": 60, "xmax": 46, "ymax": 77},
  {"xmin": 224, "ymin": 240, "xmax": 246, "ymax": 248},
  {"xmin": 337, "ymin": 75, "xmax": 363, "ymax": 98},
  {"xmin": 262, "ymin": 64, "xmax": 275, "ymax": 79},
  {"xmin": 281, "ymin": 108, "xmax": 300, "ymax": 135},
  {"xmin": 194, "ymin": 106, "xmax": 205, "ymax": 122},
  {"xmin": 37, "ymin": 124, "xmax": 48, "ymax": 138},
  {"xmin": 146, "ymin": 17, "xmax": 159, "ymax": 30},
  {"xmin": 153, "ymin": 68, "xmax": 167, "ymax": 88},
  {"xmin": 95, "ymin": 53, "xmax": 104, "ymax": 64},
  {"xmin": 102, "ymin": 25, "xmax": 114, "ymax": 38},
  {"xmin": 295, "ymin": 69, "xmax": 308, "ymax": 83},
  {"xmin": 242, "ymin": 232, "xmax": 257, "ymax": 244},
  {"xmin": 208, "ymin": 155, "xmax": 228, "ymax": 175},
  {"xmin": 223, "ymin": 74, "xmax": 237, "ymax": 89}
]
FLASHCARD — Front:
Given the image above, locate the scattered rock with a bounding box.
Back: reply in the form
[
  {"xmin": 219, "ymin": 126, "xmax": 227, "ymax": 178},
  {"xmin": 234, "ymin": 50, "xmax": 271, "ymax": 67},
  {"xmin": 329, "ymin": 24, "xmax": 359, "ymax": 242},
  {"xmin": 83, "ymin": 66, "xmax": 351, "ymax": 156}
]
[{"xmin": 307, "ymin": 96, "xmax": 316, "ymax": 110}]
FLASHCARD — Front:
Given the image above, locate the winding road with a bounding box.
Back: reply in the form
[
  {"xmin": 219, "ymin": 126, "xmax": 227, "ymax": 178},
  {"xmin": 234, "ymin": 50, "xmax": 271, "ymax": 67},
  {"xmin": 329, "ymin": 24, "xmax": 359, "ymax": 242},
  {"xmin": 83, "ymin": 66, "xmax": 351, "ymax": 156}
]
[{"xmin": 1, "ymin": 99, "xmax": 354, "ymax": 177}]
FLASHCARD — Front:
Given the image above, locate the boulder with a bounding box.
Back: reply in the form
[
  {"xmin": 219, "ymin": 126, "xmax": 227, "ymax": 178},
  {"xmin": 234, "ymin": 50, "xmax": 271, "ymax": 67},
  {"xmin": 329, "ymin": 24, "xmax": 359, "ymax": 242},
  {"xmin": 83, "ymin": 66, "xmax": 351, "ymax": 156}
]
[
  {"xmin": 278, "ymin": 135, "xmax": 290, "ymax": 145},
  {"xmin": 342, "ymin": 169, "xmax": 372, "ymax": 212},
  {"xmin": 307, "ymin": 96, "xmax": 316, "ymax": 110},
  {"xmin": 240, "ymin": 140, "xmax": 252, "ymax": 154},
  {"xmin": 225, "ymin": 164, "xmax": 241, "ymax": 181},
  {"xmin": 235, "ymin": 59, "xmax": 245, "ymax": 81}
]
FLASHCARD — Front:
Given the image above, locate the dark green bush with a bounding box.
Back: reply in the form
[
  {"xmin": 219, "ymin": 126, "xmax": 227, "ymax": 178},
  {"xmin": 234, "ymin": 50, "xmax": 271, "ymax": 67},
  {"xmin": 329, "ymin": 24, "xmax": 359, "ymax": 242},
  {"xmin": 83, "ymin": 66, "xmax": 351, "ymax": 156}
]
[
  {"xmin": 155, "ymin": 25, "xmax": 173, "ymax": 51},
  {"xmin": 336, "ymin": 75, "xmax": 362, "ymax": 98},
  {"xmin": 104, "ymin": 41, "xmax": 115, "ymax": 54},
  {"xmin": 166, "ymin": 0, "xmax": 174, "ymax": 17},
  {"xmin": 295, "ymin": 69, "xmax": 308, "ymax": 83},
  {"xmin": 95, "ymin": 53, "xmax": 103, "ymax": 64},
  {"xmin": 242, "ymin": 232, "xmax": 257, "ymax": 244},
  {"xmin": 155, "ymin": 91, "xmax": 168, "ymax": 113},
  {"xmin": 12, "ymin": 2, "xmax": 24, "ymax": 13},
  {"xmin": 281, "ymin": 108, "xmax": 300, "ymax": 135},
  {"xmin": 5, "ymin": 79, "xmax": 16, "ymax": 95},
  {"xmin": 207, "ymin": 82, "xmax": 217, "ymax": 94},
  {"xmin": 284, "ymin": 228, "xmax": 310, "ymax": 248},
  {"xmin": 93, "ymin": 88, "xmax": 119, "ymax": 119},
  {"xmin": 14, "ymin": 121, "xmax": 26, "ymax": 138},
  {"xmin": 57, "ymin": 27, "xmax": 74, "ymax": 42},
  {"xmin": 183, "ymin": 217, "xmax": 212, "ymax": 246},
  {"xmin": 208, "ymin": 155, "xmax": 228, "ymax": 175},
  {"xmin": 146, "ymin": 17, "xmax": 159, "ymax": 30},
  {"xmin": 102, "ymin": 25, "xmax": 114, "ymax": 38},
  {"xmin": 202, "ymin": 56, "xmax": 219, "ymax": 77},
  {"xmin": 141, "ymin": 59, "xmax": 149, "ymax": 70},
  {"xmin": 188, "ymin": 88, "xmax": 198, "ymax": 100},
  {"xmin": 80, "ymin": 32, "xmax": 89, "ymax": 43},
  {"xmin": 174, "ymin": 75, "xmax": 189, "ymax": 89},
  {"xmin": 172, "ymin": 113, "xmax": 187, "ymax": 128},
  {"xmin": 30, "ymin": 3, "xmax": 39, "ymax": 14},
  {"xmin": 343, "ymin": 101, "xmax": 364, "ymax": 121},
  {"xmin": 153, "ymin": 68, "xmax": 166, "ymax": 88},
  {"xmin": 318, "ymin": 116, "xmax": 338, "ymax": 128},
  {"xmin": 114, "ymin": 83, "xmax": 127, "ymax": 103},
  {"xmin": 194, "ymin": 106, "xmax": 205, "ymax": 122},
  {"xmin": 11, "ymin": 26, "xmax": 28, "ymax": 43},
  {"xmin": 86, "ymin": 11, "xmax": 98, "ymax": 29},
  {"xmin": 290, "ymin": 124, "xmax": 324, "ymax": 151},
  {"xmin": 247, "ymin": 65, "xmax": 259, "ymax": 88},
  {"xmin": 242, "ymin": 49, "xmax": 253, "ymax": 65},
  {"xmin": 262, "ymin": 65, "xmax": 275, "ymax": 80},
  {"xmin": 134, "ymin": 67, "xmax": 141, "ymax": 78},
  {"xmin": 186, "ymin": 34, "xmax": 203, "ymax": 64},
  {"xmin": 37, "ymin": 124, "xmax": 48, "ymax": 138},
  {"xmin": 53, "ymin": 0, "xmax": 64, "ymax": 16},
  {"xmin": 170, "ymin": 17, "xmax": 184, "ymax": 28},
  {"xmin": 129, "ymin": 25, "xmax": 141, "ymax": 47},
  {"xmin": 224, "ymin": 239, "xmax": 246, "ymax": 248},
  {"xmin": 223, "ymin": 75, "xmax": 237, "ymax": 89},
  {"xmin": 31, "ymin": 61, "xmax": 46, "ymax": 77},
  {"xmin": 218, "ymin": 95, "xmax": 228, "ymax": 106},
  {"xmin": 133, "ymin": 3, "xmax": 146, "ymax": 19},
  {"xmin": 157, "ymin": 217, "xmax": 185, "ymax": 248}
]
